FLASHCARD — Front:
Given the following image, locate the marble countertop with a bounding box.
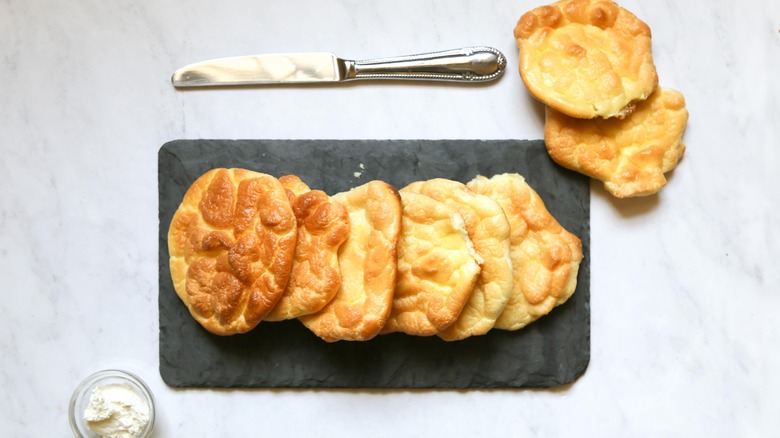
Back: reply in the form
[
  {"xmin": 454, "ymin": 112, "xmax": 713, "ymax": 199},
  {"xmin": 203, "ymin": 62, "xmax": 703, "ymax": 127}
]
[{"xmin": 2, "ymin": 0, "xmax": 778, "ymax": 436}]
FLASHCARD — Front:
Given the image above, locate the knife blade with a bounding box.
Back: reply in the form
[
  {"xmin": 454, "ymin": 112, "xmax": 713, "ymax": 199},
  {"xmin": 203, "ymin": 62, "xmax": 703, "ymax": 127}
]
[{"xmin": 171, "ymin": 46, "xmax": 506, "ymax": 87}]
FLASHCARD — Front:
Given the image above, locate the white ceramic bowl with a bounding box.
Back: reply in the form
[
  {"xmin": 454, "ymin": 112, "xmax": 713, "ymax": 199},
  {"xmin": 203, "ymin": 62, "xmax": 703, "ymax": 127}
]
[{"xmin": 69, "ymin": 369, "xmax": 155, "ymax": 438}]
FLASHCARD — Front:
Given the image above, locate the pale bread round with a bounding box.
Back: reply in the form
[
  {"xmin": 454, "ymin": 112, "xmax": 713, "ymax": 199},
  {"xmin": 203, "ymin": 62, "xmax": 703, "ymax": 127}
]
[
  {"xmin": 515, "ymin": 0, "xmax": 658, "ymax": 119},
  {"xmin": 299, "ymin": 181, "xmax": 401, "ymax": 342},
  {"xmin": 545, "ymin": 87, "xmax": 688, "ymax": 198},
  {"xmin": 382, "ymin": 192, "xmax": 481, "ymax": 337},
  {"xmin": 466, "ymin": 173, "xmax": 582, "ymax": 330},
  {"xmin": 402, "ymin": 179, "xmax": 513, "ymax": 341},
  {"xmin": 168, "ymin": 168, "xmax": 297, "ymax": 335},
  {"xmin": 264, "ymin": 176, "xmax": 350, "ymax": 321}
]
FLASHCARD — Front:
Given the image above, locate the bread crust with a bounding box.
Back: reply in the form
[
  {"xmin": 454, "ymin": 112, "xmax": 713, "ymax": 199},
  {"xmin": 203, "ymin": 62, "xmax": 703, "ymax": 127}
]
[
  {"xmin": 467, "ymin": 173, "xmax": 582, "ymax": 331},
  {"xmin": 264, "ymin": 175, "xmax": 350, "ymax": 321},
  {"xmin": 382, "ymin": 191, "xmax": 481, "ymax": 337},
  {"xmin": 515, "ymin": 0, "xmax": 658, "ymax": 119},
  {"xmin": 544, "ymin": 87, "xmax": 688, "ymax": 197},
  {"xmin": 402, "ymin": 179, "xmax": 513, "ymax": 341},
  {"xmin": 299, "ymin": 181, "xmax": 401, "ymax": 342},
  {"xmin": 167, "ymin": 168, "xmax": 297, "ymax": 335}
]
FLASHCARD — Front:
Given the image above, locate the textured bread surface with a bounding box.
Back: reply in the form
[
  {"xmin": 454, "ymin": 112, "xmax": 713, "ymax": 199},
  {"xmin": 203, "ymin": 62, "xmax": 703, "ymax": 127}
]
[
  {"xmin": 545, "ymin": 87, "xmax": 688, "ymax": 197},
  {"xmin": 402, "ymin": 179, "xmax": 513, "ymax": 341},
  {"xmin": 278, "ymin": 174, "xmax": 311, "ymax": 198},
  {"xmin": 515, "ymin": 0, "xmax": 657, "ymax": 119},
  {"xmin": 167, "ymin": 168, "xmax": 297, "ymax": 335},
  {"xmin": 265, "ymin": 176, "xmax": 350, "ymax": 321},
  {"xmin": 467, "ymin": 173, "xmax": 582, "ymax": 331},
  {"xmin": 383, "ymin": 192, "xmax": 481, "ymax": 337},
  {"xmin": 300, "ymin": 181, "xmax": 401, "ymax": 342}
]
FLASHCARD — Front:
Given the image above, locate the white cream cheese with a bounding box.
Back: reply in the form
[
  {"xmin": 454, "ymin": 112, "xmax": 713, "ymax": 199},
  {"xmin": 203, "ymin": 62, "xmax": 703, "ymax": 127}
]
[{"xmin": 83, "ymin": 383, "xmax": 150, "ymax": 438}]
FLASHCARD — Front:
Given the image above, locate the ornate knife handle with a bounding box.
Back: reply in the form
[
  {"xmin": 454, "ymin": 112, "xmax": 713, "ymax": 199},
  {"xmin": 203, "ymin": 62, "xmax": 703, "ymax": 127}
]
[{"xmin": 342, "ymin": 47, "xmax": 506, "ymax": 82}]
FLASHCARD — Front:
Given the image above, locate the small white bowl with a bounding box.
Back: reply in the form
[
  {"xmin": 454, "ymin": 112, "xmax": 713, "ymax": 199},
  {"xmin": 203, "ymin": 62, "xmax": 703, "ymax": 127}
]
[{"xmin": 69, "ymin": 369, "xmax": 155, "ymax": 438}]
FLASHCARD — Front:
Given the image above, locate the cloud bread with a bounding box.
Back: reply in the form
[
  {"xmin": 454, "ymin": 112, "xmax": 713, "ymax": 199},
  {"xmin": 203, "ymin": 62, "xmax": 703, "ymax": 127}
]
[
  {"xmin": 383, "ymin": 192, "xmax": 481, "ymax": 337},
  {"xmin": 264, "ymin": 176, "xmax": 350, "ymax": 321},
  {"xmin": 168, "ymin": 168, "xmax": 297, "ymax": 335},
  {"xmin": 402, "ymin": 179, "xmax": 513, "ymax": 341},
  {"xmin": 300, "ymin": 181, "xmax": 402, "ymax": 342},
  {"xmin": 545, "ymin": 87, "xmax": 688, "ymax": 198},
  {"xmin": 514, "ymin": 0, "xmax": 658, "ymax": 119},
  {"xmin": 467, "ymin": 173, "xmax": 582, "ymax": 331}
]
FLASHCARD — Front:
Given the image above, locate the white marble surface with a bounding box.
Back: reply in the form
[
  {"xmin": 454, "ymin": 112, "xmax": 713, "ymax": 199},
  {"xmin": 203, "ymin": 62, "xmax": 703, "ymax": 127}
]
[{"xmin": 1, "ymin": 0, "xmax": 779, "ymax": 436}]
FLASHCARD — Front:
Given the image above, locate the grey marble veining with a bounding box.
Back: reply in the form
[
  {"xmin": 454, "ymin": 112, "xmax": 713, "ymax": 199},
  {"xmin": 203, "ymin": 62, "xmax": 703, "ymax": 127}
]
[{"xmin": 1, "ymin": 0, "xmax": 779, "ymax": 436}]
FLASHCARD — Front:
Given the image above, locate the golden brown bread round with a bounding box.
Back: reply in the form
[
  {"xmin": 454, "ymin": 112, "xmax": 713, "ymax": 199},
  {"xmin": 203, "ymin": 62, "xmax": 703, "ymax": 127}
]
[
  {"xmin": 168, "ymin": 168, "xmax": 297, "ymax": 335},
  {"xmin": 383, "ymin": 191, "xmax": 482, "ymax": 337},
  {"xmin": 264, "ymin": 176, "xmax": 350, "ymax": 321},
  {"xmin": 467, "ymin": 173, "xmax": 582, "ymax": 331},
  {"xmin": 402, "ymin": 179, "xmax": 513, "ymax": 341},
  {"xmin": 278, "ymin": 174, "xmax": 311, "ymax": 198},
  {"xmin": 515, "ymin": 0, "xmax": 658, "ymax": 119},
  {"xmin": 299, "ymin": 180, "xmax": 402, "ymax": 342},
  {"xmin": 544, "ymin": 87, "xmax": 688, "ymax": 197}
]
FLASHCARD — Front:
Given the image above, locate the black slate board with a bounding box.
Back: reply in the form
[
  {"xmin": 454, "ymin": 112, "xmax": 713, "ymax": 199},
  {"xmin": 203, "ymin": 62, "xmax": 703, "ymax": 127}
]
[{"xmin": 158, "ymin": 139, "xmax": 590, "ymax": 389}]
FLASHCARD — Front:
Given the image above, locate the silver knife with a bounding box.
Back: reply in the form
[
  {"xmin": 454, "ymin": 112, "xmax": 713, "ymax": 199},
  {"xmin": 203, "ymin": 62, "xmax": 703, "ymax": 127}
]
[{"xmin": 171, "ymin": 46, "xmax": 506, "ymax": 87}]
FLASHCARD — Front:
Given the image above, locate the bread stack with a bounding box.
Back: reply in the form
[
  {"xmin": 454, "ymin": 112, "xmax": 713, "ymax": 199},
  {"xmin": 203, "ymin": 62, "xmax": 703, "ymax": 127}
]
[
  {"xmin": 168, "ymin": 168, "xmax": 582, "ymax": 342},
  {"xmin": 514, "ymin": 0, "xmax": 689, "ymax": 198}
]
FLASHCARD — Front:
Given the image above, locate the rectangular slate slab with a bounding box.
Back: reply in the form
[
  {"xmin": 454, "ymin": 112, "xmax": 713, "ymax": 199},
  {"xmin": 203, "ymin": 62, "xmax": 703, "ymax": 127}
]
[{"xmin": 158, "ymin": 139, "xmax": 590, "ymax": 389}]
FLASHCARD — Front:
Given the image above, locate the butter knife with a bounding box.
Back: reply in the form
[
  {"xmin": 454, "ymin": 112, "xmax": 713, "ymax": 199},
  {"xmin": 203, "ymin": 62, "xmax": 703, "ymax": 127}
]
[{"xmin": 172, "ymin": 46, "xmax": 506, "ymax": 87}]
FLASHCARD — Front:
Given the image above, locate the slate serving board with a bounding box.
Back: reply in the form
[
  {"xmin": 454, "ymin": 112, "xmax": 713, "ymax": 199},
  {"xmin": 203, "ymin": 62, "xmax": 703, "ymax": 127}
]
[{"xmin": 158, "ymin": 139, "xmax": 590, "ymax": 389}]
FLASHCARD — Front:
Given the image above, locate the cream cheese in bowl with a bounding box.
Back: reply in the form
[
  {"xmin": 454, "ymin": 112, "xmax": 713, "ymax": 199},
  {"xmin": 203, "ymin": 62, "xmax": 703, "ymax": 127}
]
[{"xmin": 70, "ymin": 370, "xmax": 155, "ymax": 438}]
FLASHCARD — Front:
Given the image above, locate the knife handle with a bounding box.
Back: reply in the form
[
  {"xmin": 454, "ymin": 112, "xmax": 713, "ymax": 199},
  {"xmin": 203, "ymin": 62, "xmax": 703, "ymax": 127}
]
[{"xmin": 342, "ymin": 47, "xmax": 506, "ymax": 82}]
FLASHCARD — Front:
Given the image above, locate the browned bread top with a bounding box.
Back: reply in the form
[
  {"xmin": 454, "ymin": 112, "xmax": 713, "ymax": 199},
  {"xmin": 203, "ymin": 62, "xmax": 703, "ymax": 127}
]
[
  {"xmin": 515, "ymin": 0, "xmax": 658, "ymax": 119},
  {"xmin": 168, "ymin": 168, "xmax": 297, "ymax": 335}
]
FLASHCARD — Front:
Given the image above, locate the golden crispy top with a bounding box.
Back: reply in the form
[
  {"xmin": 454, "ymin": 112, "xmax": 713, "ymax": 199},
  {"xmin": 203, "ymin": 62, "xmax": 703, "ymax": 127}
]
[
  {"xmin": 515, "ymin": 0, "xmax": 657, "ymax": 118},
  {"xmin": 467, "ymin": 173, "xmax": 583, "ymax": 331},
  {"xmin": 300, "ymin": 181, "xmax": 402, "ymax": 342},
  {"xmin": 167, "ymin": 168, "xmax": 297, "ymax": 335},
  {"xmin": 383, "ymin": 191, "xmax": 481, "ymax": 337},
  {"xmin": 265, "ymin": 176, "xmax": 350, "ymax": 321},
  {"xmin": 402, "ymin": 179, "xmax": 513, "ymax": 341},
  {"xmin": 545, "ymin": 87, "xmax": 688, "ymax": 197}
]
